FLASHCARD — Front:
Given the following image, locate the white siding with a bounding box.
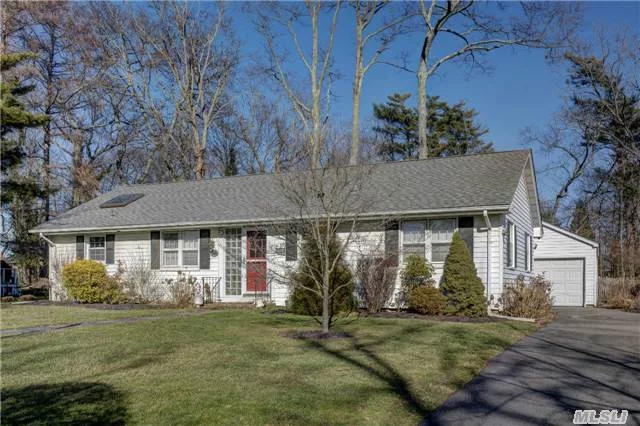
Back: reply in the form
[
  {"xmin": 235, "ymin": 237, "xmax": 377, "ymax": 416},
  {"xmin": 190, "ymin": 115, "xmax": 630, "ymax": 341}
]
[
  {"xmin": 534, "ymin": 225, "xmax": 598, "ymax": 306},
  {"xmin": 48, "ymin": 230, "xmax": 221, "ymax": 302},
  {"xmin": 503, "ymin": 175, "xmax": 534, "ymax": 287},
  {"xmin": 473, "ymin": 214, "xmax": 503, "ymax": 304},
  {"xmin": 46, "ymin": 216, "xmax": 506, "ymax": 306}
]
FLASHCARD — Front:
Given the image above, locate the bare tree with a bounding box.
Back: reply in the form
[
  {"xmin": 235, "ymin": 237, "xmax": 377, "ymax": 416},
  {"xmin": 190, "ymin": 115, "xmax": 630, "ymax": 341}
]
[
  {"xmin": 413, "ymin": 1, "xmax": 582, "ymax": 159},
  {"xmin": 349, "ymin": 1, "xmax": 413, "ymax": 165},
  {"xmin": 255, "ymin": 1, "xmax": 341, "ymax": 168},
  {"xmin": 267, "ymin": 161, "xmax": 397, "ymax": 332}
]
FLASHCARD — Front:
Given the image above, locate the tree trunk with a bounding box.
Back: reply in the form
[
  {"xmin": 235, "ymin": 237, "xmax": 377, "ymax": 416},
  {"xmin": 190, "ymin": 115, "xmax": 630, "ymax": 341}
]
[
  {"xmin": 350, "ymin": 27, "xmax": 364, "ymax": 166},
  {"xmin": 322, "ymin": 274, "xmax": 330, "ymax": 333},
  {"xmin": 417, "ymin": 40, "xmax": 429, "ymax": 159},
  {"xmin": 310, "ymin": 5, "xmax": 321, "ymax": 168},
  {"xmin": 71, "ymin": 140, "xmax": 83, "ymax": 208},
  {"xmin": 195, "ymin": 146, "xmax": 206, "ymax": 180}
]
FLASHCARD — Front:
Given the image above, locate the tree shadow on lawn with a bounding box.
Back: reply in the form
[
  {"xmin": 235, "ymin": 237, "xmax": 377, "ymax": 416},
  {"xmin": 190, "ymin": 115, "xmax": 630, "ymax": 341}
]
[
  {"xmin": 1, "ymin": 382, "xmax": 128, "ymax": 425},
  {"xmin": 303, "ymin": 323, "xmax": 524, "ymax": 421}
]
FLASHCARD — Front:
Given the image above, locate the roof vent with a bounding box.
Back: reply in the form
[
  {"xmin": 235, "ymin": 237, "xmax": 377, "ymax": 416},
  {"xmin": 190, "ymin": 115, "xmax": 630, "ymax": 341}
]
[{"xmin": 100, "ymin": 193, "xmax": 145, "ymax": 208}]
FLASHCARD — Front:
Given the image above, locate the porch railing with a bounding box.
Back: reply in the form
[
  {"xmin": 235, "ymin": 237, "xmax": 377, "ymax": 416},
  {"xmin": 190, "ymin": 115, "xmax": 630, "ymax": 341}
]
[{"xmin": 200, "ymin": 276, "xmax": 222, "ymax": 304}]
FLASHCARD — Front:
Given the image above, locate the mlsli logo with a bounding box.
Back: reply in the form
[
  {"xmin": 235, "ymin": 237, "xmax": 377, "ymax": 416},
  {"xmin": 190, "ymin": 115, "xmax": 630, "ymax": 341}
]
[{"xmin": 573, "ymin": 410, "xmax": 629, "ymax": 425}]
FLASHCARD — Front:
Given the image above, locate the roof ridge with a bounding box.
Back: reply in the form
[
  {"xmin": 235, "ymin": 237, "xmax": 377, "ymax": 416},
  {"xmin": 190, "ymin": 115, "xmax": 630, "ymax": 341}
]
[{"xmin": 117, "ymin": 149, "xmax": 530, "ymax": 191}]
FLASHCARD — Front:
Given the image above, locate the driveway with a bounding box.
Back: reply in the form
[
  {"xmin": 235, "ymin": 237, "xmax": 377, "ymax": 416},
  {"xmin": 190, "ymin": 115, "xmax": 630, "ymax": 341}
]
[{"xmin": 425, "ymin": 308, "xmax": 640, "ymax": 425}]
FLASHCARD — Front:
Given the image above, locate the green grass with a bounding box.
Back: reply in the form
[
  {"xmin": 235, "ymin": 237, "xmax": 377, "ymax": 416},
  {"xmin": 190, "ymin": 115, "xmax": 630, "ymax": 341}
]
[
  {"xmin": 0, "ymin": 304, "xmax": 192, "ymax": 330},
  {"xmin": 1, "ymin": 309, "xmax": 536, "ymax": 425}
]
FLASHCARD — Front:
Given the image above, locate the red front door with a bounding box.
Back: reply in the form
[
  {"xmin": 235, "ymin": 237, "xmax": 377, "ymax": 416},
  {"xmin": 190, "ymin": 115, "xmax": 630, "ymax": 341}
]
[{"xmin": 246, "ymin": 231, "xmax": 267, "ymax": 292}]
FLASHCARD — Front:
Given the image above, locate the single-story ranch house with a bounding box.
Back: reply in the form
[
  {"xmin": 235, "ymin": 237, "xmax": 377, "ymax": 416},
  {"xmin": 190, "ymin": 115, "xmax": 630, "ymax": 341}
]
[{"xmin": 31, "ymin": 150, "xmax": 598, "ymax": 307}]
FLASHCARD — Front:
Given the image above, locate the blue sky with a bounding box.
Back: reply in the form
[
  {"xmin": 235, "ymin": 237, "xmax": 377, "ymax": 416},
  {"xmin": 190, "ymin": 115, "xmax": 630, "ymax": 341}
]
[{"xmin": 229, "ymin": 2, "xmax": 639, "ymax": 200}]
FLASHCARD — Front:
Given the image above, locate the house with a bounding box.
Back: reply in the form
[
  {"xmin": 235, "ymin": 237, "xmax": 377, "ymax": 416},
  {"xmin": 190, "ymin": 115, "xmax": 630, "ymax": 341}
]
[
  {"xmin": 31, "ymin": 150, "xmax": 594, "ymax": 307},
  {"xmin": 1, "ymin": 258, "xmax": 20, "ymax": 297}
]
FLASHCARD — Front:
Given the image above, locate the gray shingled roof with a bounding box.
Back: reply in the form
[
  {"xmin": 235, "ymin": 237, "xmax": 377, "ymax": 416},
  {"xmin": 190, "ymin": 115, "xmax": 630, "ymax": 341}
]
[{"xmin": 32, "ymin": 150, "xmax": 532, "ymax": 234}]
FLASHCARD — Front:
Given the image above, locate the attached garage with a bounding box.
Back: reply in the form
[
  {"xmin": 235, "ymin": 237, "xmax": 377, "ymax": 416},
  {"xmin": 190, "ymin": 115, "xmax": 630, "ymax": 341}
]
[{"xmin": 534, "ymin": 222, "xmax": 598, "ymax": 307}]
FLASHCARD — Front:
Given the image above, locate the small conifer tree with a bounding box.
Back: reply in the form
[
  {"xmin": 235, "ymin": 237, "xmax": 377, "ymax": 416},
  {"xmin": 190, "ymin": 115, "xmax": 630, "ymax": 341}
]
[
  {"xmin": 290, "ymin": 231, "xmax": 355, "ymax": 328},
  {"xmin": 440, "ymin": 232, "xmax": 487, "ymax": 317}
]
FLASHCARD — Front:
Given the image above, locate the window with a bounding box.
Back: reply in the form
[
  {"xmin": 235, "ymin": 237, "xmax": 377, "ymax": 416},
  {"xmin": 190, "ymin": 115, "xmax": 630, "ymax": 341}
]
[
  {"xmin": 285, "ymin": 230, "xmax": 297, "ymax": 261},
  {"xmin": 507, "ymin": 221, "xmax": 516, "ymax": 268},
  {"xmin": 162, "ymin": 231, "xmax": 199, "ymax": 268},
  {"xmin": 182, "ymin": 230, "xmax": 199, "ymax": 266},
  {"xmin": 402, "ymin": 221, "xmax": 425, "ymax": 259},
  {"xmin": 431, "ymin": 219, "xmax": 456, "ymax": 262},
  {"xmin": 525, "ymin": 233, "xmax": 532, "ymax": 271},
  {"xmin": 225, "ymin": 228, "xmax": 242, "ymax": 296},
  {"xmin": 88, "ymin": 236, "xmax": 105, "ymax": 261}
]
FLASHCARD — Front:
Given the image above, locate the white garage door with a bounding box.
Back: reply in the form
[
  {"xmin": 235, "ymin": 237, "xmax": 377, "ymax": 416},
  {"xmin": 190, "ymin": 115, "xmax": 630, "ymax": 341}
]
[{"xmin": 535, "ymin": 259, "xmax": 584, "ymax": 306}]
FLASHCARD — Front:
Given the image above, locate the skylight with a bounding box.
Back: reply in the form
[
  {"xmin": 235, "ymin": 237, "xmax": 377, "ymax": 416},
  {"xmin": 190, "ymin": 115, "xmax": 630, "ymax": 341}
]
[{"xmin": 99, "ymin": 193, "xmax": 145, "ymax": 208}]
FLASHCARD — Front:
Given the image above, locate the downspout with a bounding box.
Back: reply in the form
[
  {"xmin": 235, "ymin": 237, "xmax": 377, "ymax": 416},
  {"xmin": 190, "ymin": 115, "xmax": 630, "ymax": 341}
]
[
  {"xmin": 39, "ymin": 233, "xmax": 56, "ymax": 301},
  {"xmin": 483, "ymin": 211, "xmax": 492, "ymax": 300}
]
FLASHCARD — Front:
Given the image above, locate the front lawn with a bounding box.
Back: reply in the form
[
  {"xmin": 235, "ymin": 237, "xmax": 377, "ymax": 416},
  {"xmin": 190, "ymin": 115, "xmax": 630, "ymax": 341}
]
[
  {"xmin": 0, "ymin": 304, "xmax": 192, "ymax": 330},
  {"xmin": 1, "ymin": 309, "xmax": 536, "ymax": 425}
]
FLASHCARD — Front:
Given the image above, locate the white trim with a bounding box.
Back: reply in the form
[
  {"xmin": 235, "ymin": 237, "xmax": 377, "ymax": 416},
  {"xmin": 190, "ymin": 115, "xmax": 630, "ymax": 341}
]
[
  {"xmin": 541, "ymin": 222, "xmax": 599, "ymax": 248},
  {"xmin": 160, "ymin": 230, "xmax": 200, "ymax": 270},
  {"xmin": 87, "ymin": 234, "xmax": 106, "ymax": 262}
]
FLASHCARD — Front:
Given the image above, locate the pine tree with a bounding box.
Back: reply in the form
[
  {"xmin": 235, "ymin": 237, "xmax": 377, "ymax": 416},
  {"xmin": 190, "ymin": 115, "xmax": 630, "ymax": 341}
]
[
  {"xmin": 1, "ymin": 52, "xmax": 49, "ymax": 287},
  {"xmin": 372, "ymin": 93, "xmax": 493, "ymax": 161},
  {"xmin": 290, "ymin": 231, "xmax": 355, "ymax": 328},
  {"xmin": 440, "ymin": 232, "xmax": 487, "ymax": 317}
]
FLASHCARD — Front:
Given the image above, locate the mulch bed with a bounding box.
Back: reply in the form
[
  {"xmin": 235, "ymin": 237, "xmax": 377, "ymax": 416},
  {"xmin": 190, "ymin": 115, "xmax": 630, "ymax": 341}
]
[
  {"xmin": 281, "ymin": 330, "xmax": 353, "ymax": 340},
  {"xmin": 361, "ymin": 310, "xmax": 505, "ymax": 323}
]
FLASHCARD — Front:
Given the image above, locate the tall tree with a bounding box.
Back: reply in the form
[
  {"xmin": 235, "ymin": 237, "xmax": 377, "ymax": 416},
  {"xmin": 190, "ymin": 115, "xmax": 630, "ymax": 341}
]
[
  {"xmin": 255, "ymin": 1, "xmax": 341, "ymax": 168},
  {"xmin": 1, "ymin": 51, "xmax": 48, "ymax": 285},
  {"xmin": 372, "ymin": 93, "xmax": 492, "ymax": 161},
  {"xmin": 349, "ymin": 1, "xmax": 413, "ymax": 165},
  {"xmin": 414, "ymin": 1, "xmax": 581, "ymax": 159},
  {"xmin": 529, "ymin": 35, "xmax": 640, "ymax": 278}
]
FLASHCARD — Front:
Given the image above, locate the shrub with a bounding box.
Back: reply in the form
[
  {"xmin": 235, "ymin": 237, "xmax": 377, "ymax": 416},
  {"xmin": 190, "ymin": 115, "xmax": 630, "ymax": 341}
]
[
  {"xmin": 501, "ymin": 274, "xmax": 554, "ymax": 319},
  {"xmin": 165, "ymin": 274, "xmax": 196, "ymax": 307},
  {"xmin": 598, "ymin": 277, "xmax": 637, "ymax": 309},
  {"xmin": 18, "ymin": 294, "xmax": 36, "ymax": 301},
  {"xmin": 1, "ymin": 296, "xmax": 15, "ymax": 303},
  {"xmin": 289, "ymin": 232, "xmax": 355, "ymax": 324},
  {"xmin": 440, "ymin": 232, "xmax": 487, "ymax": 317},
  {"xmin": 61, "ymin": 260, "xmax": 125, "ymax": 303},
  {"xmin": 399, "ymin": 255, "xmax": 435, "ymax": 306},
  {"xmin": 356, "ymin": 256, "xmax": 396, "ymax": 313},
  {"xmin": 123, "ymin": 257, "xmax": 161, "ymax": 303},
  {"xmin": 409, "ymin": 286, "xmax": 445, "ymax": 315}
]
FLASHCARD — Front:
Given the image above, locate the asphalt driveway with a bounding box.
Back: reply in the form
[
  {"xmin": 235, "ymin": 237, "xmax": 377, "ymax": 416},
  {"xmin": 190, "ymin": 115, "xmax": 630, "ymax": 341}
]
[{"xmin": 425, "ymin": 308, "xmax": 640, "ymax": 425}]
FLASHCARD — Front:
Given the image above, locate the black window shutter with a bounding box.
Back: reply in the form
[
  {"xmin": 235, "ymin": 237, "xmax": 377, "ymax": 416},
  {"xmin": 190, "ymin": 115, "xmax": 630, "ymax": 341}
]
[
  {"xmin": 76, "ymin": 236, "xmax": 84, "ymax": 260},
  {"xmin": 200, "ymin": 229, "xmax": 210, "ymax": 269},
  {"xmin": 150, "ymin": 231, "xmax": 160, "ymax": 270},
  {"xmin": 385, "ymin": 221, "xmax": 399, "ymax": 267},
  {"xmin": 285, "ymin": 230, "xmax": 297, "ymax": 261},
  {"xmin": 106, "ymin": 234, "xmax": 115, "ymax": 264},
  {"xmin": 458, "ymin": 216, "xmax": 474, "ymax": 258}
]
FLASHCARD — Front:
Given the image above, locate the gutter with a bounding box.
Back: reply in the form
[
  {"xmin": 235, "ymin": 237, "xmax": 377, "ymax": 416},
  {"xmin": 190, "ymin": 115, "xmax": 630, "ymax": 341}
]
[
  {"xmin": 483, "ymin": 210, "xmax": 492, "ymax": 299},
  {"xmin": 30, "ymin": 205, "xmax": 511, "ymax": 235}
]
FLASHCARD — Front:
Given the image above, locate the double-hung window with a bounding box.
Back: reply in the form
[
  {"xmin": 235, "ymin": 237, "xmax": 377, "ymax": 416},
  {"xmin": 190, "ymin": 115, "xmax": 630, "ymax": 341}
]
[
  {"xmin": 162, "ymin": 230, "xmax": 199, "ymax": 268},
  {"xmin": 506, "ymin": 221, "xmax": 516, "ymax": 268},
  {"xmin": 88, "ymin": 236, "xmax": 106, "ymax": 261},
  {"xmin": 402, "ymin": 221, "xmax": 425, "ymax": 259},
  {"xmin": 430, "ymin": 219, "xmax": 456, "ymax": 262}
]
